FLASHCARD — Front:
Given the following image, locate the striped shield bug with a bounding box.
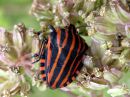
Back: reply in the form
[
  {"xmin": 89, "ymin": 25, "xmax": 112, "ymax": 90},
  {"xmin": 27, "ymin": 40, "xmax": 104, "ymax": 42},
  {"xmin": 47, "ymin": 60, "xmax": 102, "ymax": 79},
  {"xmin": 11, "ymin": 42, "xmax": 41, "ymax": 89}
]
[{"xmin": 32, "ymin": 24, "xmax": 88, "ymax": 89}]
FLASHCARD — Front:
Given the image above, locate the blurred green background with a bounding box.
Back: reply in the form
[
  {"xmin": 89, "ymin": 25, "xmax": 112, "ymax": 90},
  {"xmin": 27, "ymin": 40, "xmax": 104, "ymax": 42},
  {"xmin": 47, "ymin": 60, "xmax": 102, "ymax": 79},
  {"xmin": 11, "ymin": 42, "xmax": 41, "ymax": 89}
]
[
  {"xmin": 0, "ymin": 0, "xmax": 69, "ymax": 97},
  {"xmin": 0, "ymin": 0, "xmax": 40, "ymax": 30}
]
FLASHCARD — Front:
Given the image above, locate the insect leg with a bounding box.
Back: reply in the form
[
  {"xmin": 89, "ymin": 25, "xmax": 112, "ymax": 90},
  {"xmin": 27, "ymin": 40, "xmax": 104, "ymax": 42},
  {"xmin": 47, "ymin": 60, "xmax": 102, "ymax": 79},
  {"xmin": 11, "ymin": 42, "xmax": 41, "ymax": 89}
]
[
  {"xmin": 32, "ymin": 37, "xmax": 48, "ymax": 64},
  {"xmin": 40, "ymin": 52, "xmax": 46, "ymax": 81},
  {"xmin": 32, "ymin": 53, "xmax": 40, "ymax": 64}
]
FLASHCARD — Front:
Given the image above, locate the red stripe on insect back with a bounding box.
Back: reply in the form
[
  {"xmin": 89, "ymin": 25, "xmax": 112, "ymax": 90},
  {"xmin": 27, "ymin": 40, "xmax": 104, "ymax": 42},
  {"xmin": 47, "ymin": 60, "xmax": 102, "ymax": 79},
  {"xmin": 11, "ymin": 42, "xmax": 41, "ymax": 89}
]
[
  {"xmin": 51, "ymin": 31, "xmax": 76, "ymax": 88},
  {"xmin": 56, "ymin": 28, "xmax": 61, "ymax": 46},
  {"xmin": 73, "ymin": 59, "xmax": 82, "ymax": 75},
  {"xmin": 47, "ymin": 37, "xmax": 52, "ymax": 83},
  {"xmin": 72, "ymin": 41, "xmax": 86, "ymax": 75},
  {"xmin": 48, "ymin": 47, "xmax": 62, "ymax": 83},
  {"xmin": 47, "ymin": 37, "xmax": 52, "ymax": 67},
  {"xmin": 60, "ymin": 36, "xmax": 81, "ymax": 87}
]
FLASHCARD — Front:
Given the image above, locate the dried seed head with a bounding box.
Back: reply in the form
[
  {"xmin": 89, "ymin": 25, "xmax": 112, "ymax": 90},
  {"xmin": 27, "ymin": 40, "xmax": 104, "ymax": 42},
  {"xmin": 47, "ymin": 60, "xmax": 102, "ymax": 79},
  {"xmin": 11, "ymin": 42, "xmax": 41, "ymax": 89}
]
[
  {"xmin": 103, "ymin": 69, "xmax": 121, "ymax": 83},
  {"xmin": 20, "ymin": 82, "xmax": 31, "ymax": 95},
  {"xmin": 10, "ymin": 82, "xmax": 20, "ymax": 96},
  {"xmin": 107, "ymin": 85, "xmax": 130, "ymax": 97},
  {"xmin": 92, "ymin": 67, "xmax": 103, "ymax": 78},
  {"xmin": 1, "ymin": 90, "xmax": 11, "ymax": 97},
  {"xmin": 0, "ymin": 43, "xmax": 10, "ymax": 53},
  {"xmin": 121, "ymin": 62, "xmax": 130, "ymax": 72},
  {"xmin": 10, "ymin": 66, "xmax": 24, "ymax": 75},
  {"xmin": 121, "ymin": 38, "xmax": 130, "ymax": 47},
  {"xmin": 99, "ymin": 6, "xmax": 106, "ymax": 16},
  {"xmin": 102, "ymin": 50, "xmax": 113, "ymax": 64},
  {"xmin": 82, "ymin": 55, "xmax": 94, "ymax": 69},
  {"xmin": 82, "ymin": 81, "xmax": 108, "ymax": 90},
  {"xmin": 14, "ymin": 23, "xmax": 27, "ymax": 40},
  {"xmin": 0, "ymin": 22, "xmax": 36, "ymax": 97},
  {"xmin": 87, "ymin": 27, "xmax": 96, "ymax": 36}
]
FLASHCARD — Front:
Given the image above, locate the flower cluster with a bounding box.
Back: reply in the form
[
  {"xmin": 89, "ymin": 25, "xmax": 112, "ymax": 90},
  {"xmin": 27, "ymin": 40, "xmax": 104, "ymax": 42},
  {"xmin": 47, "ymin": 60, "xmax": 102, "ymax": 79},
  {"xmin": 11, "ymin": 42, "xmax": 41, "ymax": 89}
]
[
  {"xmin": 0, "ymin": 23, "xmax": 38, "ymax": 97},
  {"xmin": 30, "ymin": 0, "xmax": 130, "ymax": 96},
  {"xmin": 30, "ymin": 0, "xmax": 106, "ymax": 34},
  {"xmin": 1, "ymin": 0, "xmax": 130, "ymax": 97},
  {"xmin": 74, "ymin": 1, "xmax": 130, "ymax": 97}
]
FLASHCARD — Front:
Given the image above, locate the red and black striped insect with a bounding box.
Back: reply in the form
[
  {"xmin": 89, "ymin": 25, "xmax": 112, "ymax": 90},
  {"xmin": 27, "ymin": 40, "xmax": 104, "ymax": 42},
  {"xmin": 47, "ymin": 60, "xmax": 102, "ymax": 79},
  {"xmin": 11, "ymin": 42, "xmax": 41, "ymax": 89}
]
[{"xmin": 32, "ymin": 24, "xmax": 88, "ymax": 89}]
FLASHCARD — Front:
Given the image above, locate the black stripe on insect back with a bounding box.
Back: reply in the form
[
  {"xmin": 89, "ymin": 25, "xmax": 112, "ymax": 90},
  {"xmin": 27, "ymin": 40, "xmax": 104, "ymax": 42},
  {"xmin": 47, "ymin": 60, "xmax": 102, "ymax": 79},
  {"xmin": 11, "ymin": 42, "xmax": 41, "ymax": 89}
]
[
  {"xmin": 45, "ymin": 48, "xmax": 49, "ymax": 82},
  {"xmin": 48, "ymin": 47, "xmax": 58, "ymax": 73},
  {"xmin": 67, "ymin": 62, "xmax": 83, "ymax": 86},
  {"xmin": 72, "ymin": 37, "xmax": 88, "ymax": 76},
  {"xmin": 49, "ymin": 28, "xmax": 73, "ymax": 87},
  {"xmin": 49, "ymin": 26, "xmax": 58, "ymax": 47},
  {"xmin": 46, "ymin": 27, "xmax": 57, "ymax": 83},
  {"xmin": 56, "ymin": 32, "xmax": 79, "ymax": 87},
  {"xmin": 60, "ymin": 29, "xmax": 65, "ymax": 47},
  {"xmin": 70, "ymin": 36, "xmax": 84, "ymax": 74}
]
